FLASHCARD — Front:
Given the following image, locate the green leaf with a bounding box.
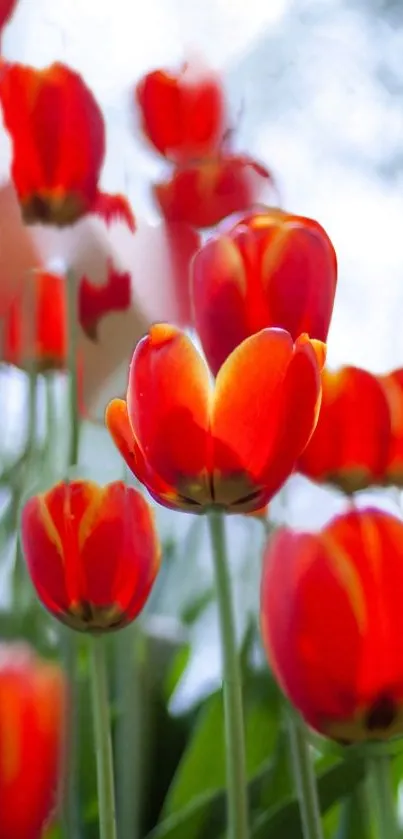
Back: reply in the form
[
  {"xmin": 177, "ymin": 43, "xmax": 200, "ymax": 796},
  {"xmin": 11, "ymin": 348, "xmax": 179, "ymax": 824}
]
[
  {"xmin": 164, "ymin": 644, "xmax": 192, "ymax": 702},
  {"xmin": 146, "ymin": 758, "xmax": 273, "ymax": 839},
  {"xmin": 251, "ymin": 757, "xmax": 366, "ymax": 839},
  {"xmin": 332, "ymin": 783, "xmax": 372, "ymax": 839},
  {"xmin": 155, "ymin": 668, "xmax": 282, "ymax": 839},
  {"xmin": 162, "ymin": 692, "xmax": 225, "ymax": 821}
]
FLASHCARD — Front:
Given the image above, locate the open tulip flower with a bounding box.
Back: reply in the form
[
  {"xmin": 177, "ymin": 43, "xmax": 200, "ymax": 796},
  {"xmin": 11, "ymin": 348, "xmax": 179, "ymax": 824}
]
[
  {"xmin": 21, "ymin": 480, "xmax": 161, "ymax": 633},
  {"xmin": 154, "ymin": 153, "xmax": 274, "ymax": 230},
  {"xmin": 378, "ymin": 368, "xmax": 403, "ymax": 487},
  {"xmin": 261, "ymin": 507, "xmax": 403, "ymax": 743},
  {"xmin": 192, "ymin": 207, "xmax": 337, "ymax": 374},
  {"xmin": 136, "ymin": 59, "xmax": 226, "ymax": 162},
  {"xmin": 0, "ymin": 643, "xmax": 66, "ymax": 839},
  {"xmin": 298, "ymin": 365, "xmax": 391, "ymax": 493},
  {"xmin": 106, "ymin": 323, "xmax": 325, "ymax": 514},
  {"xmin": 0, "ymin": 61, "xmax": 128, "ymax": 227}
]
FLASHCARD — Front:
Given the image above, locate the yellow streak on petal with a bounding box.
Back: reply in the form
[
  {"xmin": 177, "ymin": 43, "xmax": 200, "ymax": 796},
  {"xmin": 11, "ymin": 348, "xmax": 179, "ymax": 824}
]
[
  {"xmin": 36, "ymin": 493, "xmax": 64, "ymax": 559},
  {"xmin": 321, "ymin": 532, "xmax": 367, "ymax": 634},
  {"xmin": 78, "ymin": 483, "xmax": 107, "ymax": 552}
]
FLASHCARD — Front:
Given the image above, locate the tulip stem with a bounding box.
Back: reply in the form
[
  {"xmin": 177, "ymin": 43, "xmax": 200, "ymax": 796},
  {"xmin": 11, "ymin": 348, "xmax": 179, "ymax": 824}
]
[
  {"xmin": 287, "ymin": 712, "xmax": 324, "ymax": 839},
  {"xmin": 89, "ymin": 636, "xmax": 118, "ymax": 839},
  {"xmin": 208, "ymin": 512, "xmax": 249, "ymax": 839},
  {"xmin": 369, "ymin": 753, "xmax": 398, "ymax": 839},
  {"xmin": 66, "ymin": 269, "xmax": 80, "ymax": 467}
]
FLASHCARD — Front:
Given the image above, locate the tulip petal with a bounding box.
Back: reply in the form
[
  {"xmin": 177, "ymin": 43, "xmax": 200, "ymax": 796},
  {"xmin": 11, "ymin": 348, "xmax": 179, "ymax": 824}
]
[
  {"xmin": 20, "ymin": 494, "xmax": 69, "ymax": 618},
  {"xmin": 211, "ymin": 328, "xmax": 294, "ymax": 507},
  {"xmin": 79, "ymin": 482, "xmax": 160, "ymax": 622},
  {"xmin": 298, "ymin": 367, "xmax": 390, "ymax": 492},
  {"xmin": 192, "ymin": 235, "xmax": 249, "ymax": 374},
  {"xmin": 127, "ymin": 324, "xmax": 211, "ymax": 505},
  {"xmin": 261, "ymin": 527, "xmax": 363, "ymax": 730}
]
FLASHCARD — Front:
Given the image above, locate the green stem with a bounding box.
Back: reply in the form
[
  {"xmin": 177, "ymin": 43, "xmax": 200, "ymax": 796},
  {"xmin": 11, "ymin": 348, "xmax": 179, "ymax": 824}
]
[
  {"xmin": 89, "ymin": 636, "xmax": 118, "ymax": 839},
  {"xmin": 60, "ymin": 630, "xmax": 81, "ymax": 839},
  {"xmin": 287, "ymin": 713, "xmax": 324, "ymax": 839},
  {"xmin": 208, "ymin": 512, "xmax": 249, "ymax": 839},
  {"xmin": 116, "ymin": 625, "xmax": 143, "ymax": 839},
  {"xmin": 60, "ymin": 269, "xmax": 81, "ymax": 839},
  {"xmin": 66, "ymin": 269, "xmax": 80, "ymax": 467},
  {"xmin": 369, "ymin": 753, "xmax": 398, "ymax": 839}
]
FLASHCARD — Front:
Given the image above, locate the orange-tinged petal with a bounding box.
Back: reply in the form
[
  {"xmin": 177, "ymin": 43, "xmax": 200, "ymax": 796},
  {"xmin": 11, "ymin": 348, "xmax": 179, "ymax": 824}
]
[
  {"xmin": 211, "ymin": 329, "xmax": 293, "ymax": 507},
  {"xmin": 261, "ymin": 508, "xmax": 403, "ymax": 741},
  {"xmin": 105, "ymin": 398, "xmax": 148, "ymax": 483},
  {"xmin": 20, "ymin": 494, "xmax": 70, "ymax": 619},
  {"xmin": 0, "ymin": 643, "xmax": 66, "ymax": 839},
  {"xmin": 261, "ymin": 527, "xmax": 364, "ymax": 731},
  {"xmin": 211, "ymin": 329, "xmax": 322, "ymax": 509},
  {"xmin": 79, "ymin": 481, "xmax": 161, "ymax": 622},
  {"xmin": 21, "ymin": 480, "xmax": 161, "ymax": 632},
  {"xmin": 298, "ymin": 366, "xmax": 391, "ymax": 492},
  {"xmin": 126, "ymin": 324, "xmax": 211, "ymax": 505}
]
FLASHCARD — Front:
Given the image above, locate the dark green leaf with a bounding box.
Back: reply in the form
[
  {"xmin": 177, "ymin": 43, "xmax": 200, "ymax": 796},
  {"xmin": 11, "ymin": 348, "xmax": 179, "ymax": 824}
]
[
  {"xmin": 251, "ymin": 757, "xmax": 366, "ymax": 839},
  {"xmin": 332, "ymin": 783, "xmax": 371, "ymax": 839}
]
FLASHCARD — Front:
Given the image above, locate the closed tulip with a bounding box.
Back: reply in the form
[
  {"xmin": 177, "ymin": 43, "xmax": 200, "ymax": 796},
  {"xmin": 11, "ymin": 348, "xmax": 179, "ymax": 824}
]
[
  {"xmin": 21, "ymin": 480, "xmax": 161, "ymax": 632},
  {"xmin": 192, "ymin": 207, "xmax": 337, "ymax": 374}
]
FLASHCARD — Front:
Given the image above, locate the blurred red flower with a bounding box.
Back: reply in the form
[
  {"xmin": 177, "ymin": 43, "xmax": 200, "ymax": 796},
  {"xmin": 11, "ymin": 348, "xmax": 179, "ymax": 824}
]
[
  {"xmin": 21, "ymin": 480, "xmax": 161, "ymax": 632},
  {"xmin": 192, "ymin": 207, "xmax": 337, "ymax": 374},
  {"xmin": 261, "ymin": 507, "xmax": 403, "ymax": 742},
  {"xmin": 106, "ymin": 323, "xmax": 325, "ymax": 514},
  {"xmin": 135, "ymin": 59, "xmax": 226, "ymax": 162},
  {"xmin": 378, "ymin": 368, "xmax": 403, "ymax": 487},
  {"xmin": 0, "ymin": 643, "xmax": 66, "ymax": 839},
  {"xmin": 0, "ymin": 62, "xmax": 105, "ymax": 225},
  {"xmin": 2, "ymin": 266, "xmax": 132, "ymax": 371},
  {"xmin": 154, "ymin": 154, "xmax": 273, "ymax": 230},
  {"xmin": 298, "ymin": 366, "xmax": 391, "ymax": 493},
  {"xmin": 0, "ymin": 0, "xmax": 17, "ymax": 31}
]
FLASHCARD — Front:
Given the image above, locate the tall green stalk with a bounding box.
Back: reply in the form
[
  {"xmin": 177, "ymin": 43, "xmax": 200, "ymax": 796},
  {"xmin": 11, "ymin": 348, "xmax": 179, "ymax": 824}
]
[
  {"xmin": 287, "ymin": 713, "xmax": 324, "ymax": 839},
  {"xmin": 369, "ymin": 753, "xmax": 398, "ymax": 839},
  {"xmin": 89, "ymin": 637, "xmax": 118, "ymax": 839},
  {"xmin": 208, "ymin": 512, "xmax": 249, "ymax": 839},
  {"xmin": 61, "ymin": 270, "xmax": 81, "ymax": 839}
]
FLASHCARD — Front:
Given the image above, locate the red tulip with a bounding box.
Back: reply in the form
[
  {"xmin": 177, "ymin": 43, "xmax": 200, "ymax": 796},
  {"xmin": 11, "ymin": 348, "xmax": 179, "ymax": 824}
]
[
  {"xmin": 21, "ymin": 480, "xmax": 161, "ymax": 632},
  {"xmin": 261, "ymin": 507, "xmax": 403, "ymax": 742},
  {"xmin": 105, "ymin": 323, "xmax": 325, "ymax": 514},
  {"xmin": 154, "ymin": 153, "xmax": 273, "ymax": 230},
  {"xmin": 136, "ymin": 59, "xmax": 226, "ymax": 162},
  {"xmin": 0, "ymin": 62, "xmax": 105, "ymax": 225},
  {"xmin": 192, "ymin": 207, "xmax": 337, "ymax": 374},
  {"xmin": 0, "ymin": 643, "xmax": 66, "ymax": 839},
  {"xmin": 2, "ymin": 266, "xmax": 132, "ymax": 371},
  {"xmin": 298, "ymin": 366, "xmax": 391, "ymax": 493},
  {"xmin": 0, "ymin": 0, "xmax": 17, "ymax": 31},
  {"xmin": 378, "ymin": 369, "xmax": 403, "ymax": 487}
]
